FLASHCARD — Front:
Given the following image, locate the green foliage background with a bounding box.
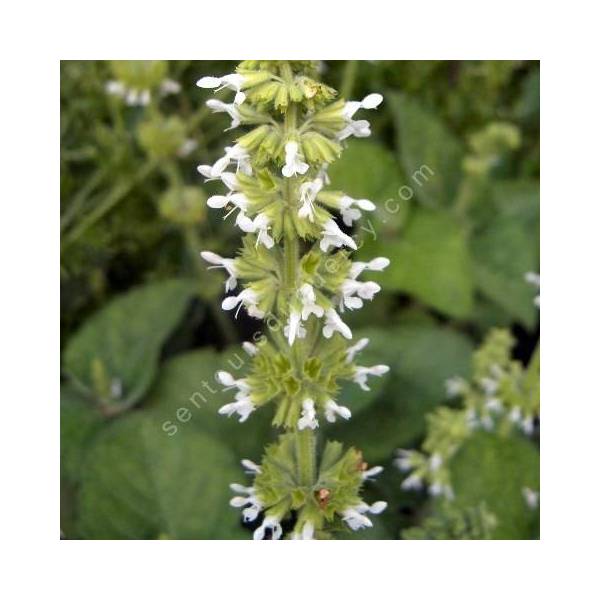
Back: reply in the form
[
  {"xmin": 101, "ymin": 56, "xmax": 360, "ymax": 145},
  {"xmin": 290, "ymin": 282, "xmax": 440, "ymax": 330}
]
[{"xmin": 60, "ymin": 60, "xmax": 539, "ymax": 539}]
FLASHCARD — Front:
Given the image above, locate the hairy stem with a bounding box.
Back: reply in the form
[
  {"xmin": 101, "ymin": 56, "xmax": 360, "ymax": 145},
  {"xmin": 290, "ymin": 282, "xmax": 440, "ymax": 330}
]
[{"xmin": 296, "ymin": 427, "xmax": 316, "ymax": 487}]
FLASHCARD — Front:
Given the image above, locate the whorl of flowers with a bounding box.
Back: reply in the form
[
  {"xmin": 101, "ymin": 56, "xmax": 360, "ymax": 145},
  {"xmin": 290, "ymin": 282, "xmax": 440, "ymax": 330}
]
[
  {"xmin": 197, "ymin": 61, "xmax": 389, "ymax": 539},
  {"xmin": 395, "ymin": 328, "xmax": 540, "ymax": 501}
]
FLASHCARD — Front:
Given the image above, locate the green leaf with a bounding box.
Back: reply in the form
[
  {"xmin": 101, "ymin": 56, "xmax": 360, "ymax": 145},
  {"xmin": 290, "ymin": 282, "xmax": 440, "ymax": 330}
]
[
  {"xmin": 144, "ymin": 349, "xmax": 275, "ymax": 461},
  {"xmin": 471, "ymin": 181, "xmax": 539, "ymax": 328},
  {"xmin": 328, "ymin": 139, "xmax": 404, "ymax": 202},
  {"xmin": 328, "ymin": 324, "xmax": 474, "ymax": 462},
  {"xmin": 448, "ymin": 431, "xmax": 539, "ymax": 539},
  {"xmin": 364, "ymin": 209, "xmax": 474, "ymax": 318},
  {"xmin": 63, "ymin": 279, "xmax": 198, "ymax": 412},
  {"xmin": 77, "ymin": 413, "xmax": 244, "ymax": 539},
  {"xmin": 389, "ymin": 93, "xmax": 464, "ymax": 207}
]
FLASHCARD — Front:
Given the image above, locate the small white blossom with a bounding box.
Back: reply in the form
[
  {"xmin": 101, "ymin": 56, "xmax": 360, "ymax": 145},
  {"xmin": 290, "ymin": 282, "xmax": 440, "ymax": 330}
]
[
  {"xmin": 282, "ymin": 141, "xmax": 309, "ymax": 178},
  {"xmin": 197, "ymin": 73, "xmax": 246, "ymax": 105},
  {"xmin": 324, "ymin": 399, "xmax": 352, "ymax": 423},
  {"xmin": 348, "ymin": 257, "xmax": 390, "ymax": 279},
  {"xmin": 298, "ymin": 177, "xmax": 324, "ymax": 222},
  {"xmin": 253, "ymin": 515, "xmax": 282, "ymax": 541},
  {"xmin": 216, "ymin": 370, "xmax": 250, "ymax": 392},
  {"xmin": 206, "ymin": 98, "xmax": 242, "ymax": 130},
  {"xmin": 322, "ymin": 308, "xmax": 352, "ymax": 340},
  {"xmin": 222, "ymin": 288, "xmax": 264, "ymax": 319},
  {"xmin": 522, "ymin": 487, "xmax": 539, "ymax": 509},
  {"xmin": 429, "ymin": 454, "xmax": 443, "ymax": 471},
  {"xmin": 298, "ymin": 283, "xmax": 324, "ymax": 320},
  {"xmin": 251, "ymin": 213, "xmax": 275, "ymax": 249},
  {"xmin": 342, "ymin": 93, "xmax": 384, "ymax": 119},
  {"xmin": 337, "ymin": 119, "xmax": 371, "ymax": 141},
  {"xmin": 177, "ymin": 138, "xmax": 198, "ymax": 158},
  {"xmin": 230, "ymin": 483, "xmax": 263, "ymax": 522},
  {"xmin": 205, "ymin": 144, "xmax": 251, "ymax": 178},
  {"xmin": 218, "ymin": 395, "xmax": 255, "ymax": 422},
  {"xmin": 394, "ymin": 449, "xmax": 414, "ymax": 472},
  {"xmin": 353, "ymin": 364, "xmax": 390, "ymax": 391},
  {"xmin": 342, "ymin": 501, "xmax": 387, "ymax": 531},
  {"xmin": 242, "ymin": 341, "xmax": 259, "ymax": 356},
  {"xmin": 241, "ymin": 459, "xmax": 261, "ymax": 474},
  {"xmin": 361, "ymin": 465, "xmax": 384, "ymax": 481},
  {"xmin": 524, "ymin": 272, "xmax": 540, "ymax": 307},
  {"xmin": 298, "ymin": 399, "xmax": 319, "ymax": 430},
  {"xmin": 285, "ymin": 310, "xmax": 306, "ymax": 346},
  {"xmin": 480, "ymin": 377, "xmax": 499, "ymax": 396},
  {"xmin": 401, "ymin": 473, "xmax": 423, "ymax": 491},
  {"xmin": 345, "ymin": 337, "xmax": 369, "ymax": 362},
  {"xmin": 201, "ymin": 251, "xmax": 238, "ymax": 292},
  {"xmin": 445, "ymin": 376, "xmax": 466, "ymax": 398},
  {"xmin": 320, "ymin": 219, "xmax": 357, "ymax": 252},
  {"xmin": 339, "ymin": 279, "xmax": 381, "ymax": 311},
  {"xmin": 160, "ymin": 79, "xmax": 181, "ymax": 95},
  {"xmin": 338, "ymin": 195, "xmax": 376, "ymax": 226}
]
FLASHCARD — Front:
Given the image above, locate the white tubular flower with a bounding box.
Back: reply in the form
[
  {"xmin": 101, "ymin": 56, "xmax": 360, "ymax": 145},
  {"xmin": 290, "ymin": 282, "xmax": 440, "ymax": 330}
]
[
  {"xmin": 322, "ymin": 308, "xmax": 352, "ymax": 340},
  {"xmin": 216, "ymin": 370, "xmax": 251, "ymax": 393},
  {"xmin": 298, "ymin": 399, "xmax": 319, "ymax": 430},
  {"xmin": 429, "ymin": 454, "xmax": 443, "ymax": 471},
  {"xmin": 218, "ymin": 395, "xmax": 255, "ymax": 422},
  {"xmin": 177, "ymin": 139, "xmax": 198, "ymax": 158},
  {"xmin": 320, "ymin": 219, "xmax": 357, "ymax": 252},
  {"xmin": 282, "ymin": 141, "xmax": 309, "ymax": 178},
  {"xmin": 362, "ymin": 465, "xmax": 383, "ymax": 481},
  {"xmin": 445, "ymin": 376, "xmax": 466, "ymax": 398},
  {"xmin": 353, "ymin": 364, "xmax": 390, "ymax": 391},
  {"xmin": 222, "ymin": 288, "xmax": 264, "ymax": 319},
  {"xmin": 298, "ymin": 177, "xmax": 324, "ymax": 222},
  {"xmin": 401, "ymin": 473, "xmax": 423, "ymax": 491},
  {"xmin": 197, "ymin": 73, "xmax": 246, "ymax": 104},
  {"xmin": 349, "ymin": 257, "xmax": 390, "ymax": 279},
  {"xmin": 105, "ymin": 80, "xmax": 125, "ymax": 97},
  {"xmin": 524, "ymin": 271, "xmax": 540, "ymax": 307},
  {"xmin": 522, "ymin": 487, "xmax": 539, "ymax": 509},
  {"xmin": 480, "ymin": 377, "xmax": 499, "ymax": 396},
  {"xmin": 209, "ymin": 144, "xmax": 252, "ymax": 177},
  {"xmin": 521, "ymin": 415, "xmax": 534, "ymax": 435},
  {"xmin": 485, "ymin": 397, "xmax": 503, "ymax": 413},
  {"xmin": 253, "ymin": 515, "xmax": 282, "ymax": 541},
  {"xmin": 509, "ymin": 406, "xmax": 522, "ymax": 423},
  {"xmin": 122, "ymin": 88, "xmax": 151, "ymax": 107},
  {"xmin": 200, "ymin": 251, "xmax": 238, "ymax": 292},
  {"xmin": 394, "ymin": 449, "xmax": 414, "ymax": 472},
  {"xmin": 338, "ymin": 196, "xmax": 376, "ymax": 227},
  {"xmin": 324, "ymin": 399, "xmax": 352, "ymax": 423},
  {"xmin": 337, "ymin": 119, "xmax": 371, "ymax": 141},
  {"xmin": 342, "ymin": 501, "xmax": 387, "ymax": 531},
  {"xmin": 242, "ymin": 341, "xmax": 259, "ymax": 356},
  {"xmin": 346, "ymin": 337, "xmax": 369, "ymax": 362},
  {"xmin": 429, "ymin": 482, "xmax": 453, "ymax": 499},
  {"xmin": 301, "ymin": 521, "xmax": 315, "ymax": 540},
  {"xmin": 339, "ymin": 279, "xmax": 381, "ymax": 311},
  {"xmin": 229, "ymin": 483, "xmax": 263, "ymax": 522},
  {"xmin": 241, "ymin": 459, "xmax": 261, "ymax": 474},
  {"xmin": 342, "ymin": 93, "xmax": 384, "ymax": 119},
  {"xmin": 206, "ymin": 98, "xmax": 241, "ymax": 130},
  {"xmin": 285, "ymin": 310, "xmax": 306, "ymax": 346},
  {"xmin": 298, "ymin": 283, "xmax": 324, "ymax": 320},
  {"xmin": 251, "ymin": 214, "xmax": 275, "ymax": 249}
]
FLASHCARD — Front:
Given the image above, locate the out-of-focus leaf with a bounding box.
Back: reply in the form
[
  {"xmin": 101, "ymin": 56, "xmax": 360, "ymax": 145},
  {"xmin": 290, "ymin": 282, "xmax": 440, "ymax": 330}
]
[
  {"xmin": 389, "ymin": 93, "xmax": 464, "ymax": 207},
  {"xmin": 77, "ymin": 413, "xmax": 243, "ymax": 539},
  {"xmin": 144, "ymin": 349, "xmax": 275, "ymax": 461},
  {"xmin": 63, "ymin": 279, "xmax": 198, "ymax": 411},
  {"xmin": 447, "ymin": 431, "xmax": 539, "ymax": 539},
  {"xmin": 328, "ymin": 139, "xmax": 405, "ymax": 202},
  {"xmin": 364, "ymin": 209, "xmax": 474, "ymax": 318},
  {"xmin": 471, "ymin": 181, "xmax": 539, "ymax": 328},
  {"xmin": 328, "ymin": 324, "xmax": 473, "ymax": 462}
]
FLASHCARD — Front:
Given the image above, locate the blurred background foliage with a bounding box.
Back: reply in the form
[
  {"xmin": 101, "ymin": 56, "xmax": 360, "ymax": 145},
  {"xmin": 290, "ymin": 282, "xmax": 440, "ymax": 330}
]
[{"xmin": 60, "ymin": 60, "xmax": 539, "ymax": 539}]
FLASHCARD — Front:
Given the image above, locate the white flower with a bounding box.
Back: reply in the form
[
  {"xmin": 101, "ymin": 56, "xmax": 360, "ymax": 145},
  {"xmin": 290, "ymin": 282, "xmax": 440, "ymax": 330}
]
[
  {"xmin": 298, "ymin": 283, "xmax": 324, "ymax": 320},
  {"xmin": 480, "ymin": 377, "xmax": 499, "ymax": 395},
  {"xmin": 521, "ymin": 415, "xmax": 535, "ymax": 435},
  {"xmin": 298, "ymin": 399, "xmax": 319, "ymax": 430},
  {"xmin": 349, "ymin": 257, "xmax": 390, "ymax": 279},
  {"xmin": 282, "ymin": 141, "xmax": 309, "ymax": 178},
  {"xmin": 337, "ymin": 119, "xmax": 371, "ymax": 141},
  {"xmin": 509, "ymin": 406, "xmax": 522, "ymax": 423},
  {"xmin": 298, "ymin": 177, "xmax": 324, "ymax": 222},
  {"xmin": 401, "ymin": 473, "xmax": 423, "ymax": 491},
  {"xmin": 197, "ymin": 73, "xmax": 246, "ymax": 105},
  {"xmin": 485, "ymin": 397, "xmax": 503, "ymax": 413},
  {"xmin": 429, "ymin": 453, "xmax": 443, "ymax": 471},
  {"xmin": 320, "ymin": 219, "xmax": 357, "ymax": 252},
  {"xmin": 445, "ymin": 376, "xmax": 466, "ymax": 398},
  {"xmin": 324, "ymin": 399, "xmax": 352, "ymax": 423},
  {"xmin": 342, "ymin": 501, "xmax": 387, "ymax": 531},
  {"xmin": 300, "ymin": 521, "xmax": 314, "ymax": 540},
  {"xmin": 522, "ymin": 487, "xmax": 539, "ymax": 509},
  {"xmin": 346, "ymin": 337, "xmax": 369, "ymax": 362},
  {"xmin": 177, "ymin": 139, "xmax": 198, "ymax": 158},
  {"xmin": 362, "ymin": 465, "xmax": 383, "ymax": 481},
  {"xmin": 160, "ymin": 79, "xmax": 181, "ymax": 95},
  {"xmin": 429, "ymin": 482, "xmax": 453, "ymax": 500},
  {"xmin": 230, "ymin": 483, "xmax": 263, "ymax": 522},
  {"xmin": 200, "ymin": 250, "xmax": 238, "ymax": 292},
  {"xmin": 339, "ymin": 279, "xmax": 381, "ymax": 311},
  {"xmin": 241, "ymin": 459, "xmax": 261, "ymax": 474},
  {"xmin": 242, "ymin": 341, "xmax": 259, "ymax": 356},
  {"xmin": 342, "ymin": 93, "xmax": 384, "ymax": 119},
  {"xmin": 105, "ymin": 80, "xmax": 125, "ymax": 97},
  {"xmin": 524, "ymin": 271, "xmax": 540, "ymax": 307},
  {"xmin": 253, "ymin": 515, "xmax": 282, "ymax": 541},
  {"xmin": 285, "ymin": 310, "xmax": 306, "ymax": 346},
  {"xmin": 105, "ymin": 81, "xmax": 151, "ymax": 106},
  {"xmin": 394, "ymin": 449, "xmax": 414, "ymax": 472},
  {"xmin": 338, "ymin": 195, "xmax": 376, "ymax": 226},
  {"xmin": 353, "ymin": 364, "xmax": 389, "ymax": 391},
  {"xmin": 205, "ymin": 144, "xmax": 251, "ymax": 178},
  {"xmin": 222, "ymin": 288, "xmax": 264, "ymax": 319},
  {"xmin": 216, "ymin": 370, "xmax": 250, "ymax": 392},
  {"xmin": 322, "ymin": 308, "xmax": 352, "ymax": 340},
  {"xmin": 251, "ymin": 213, "xmax": 275, "ymax": 249},
  {"xmin": 218, "ymin": 395, "xmax": 255, "ymax": 422},
  {"xmin": 205, "ymin": 98, "xmax": 242, "ymax": 130}
]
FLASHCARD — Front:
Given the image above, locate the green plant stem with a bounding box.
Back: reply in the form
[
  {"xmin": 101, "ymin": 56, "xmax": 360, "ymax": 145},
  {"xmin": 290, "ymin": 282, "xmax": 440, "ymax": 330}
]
[
  {"xmin": 296, "ymin": 427, "xmax": 316, "ymax": 487},
  {"xmin": 61, "ymin": 160, "xmax": 157, "ymax": 252},
  {"xmin": 60, "ymin": 167, "xmax": 107, "ymax": 233},
  {"xmin": 340, "ymin": 60, "xmax": 358, "ymax": 98}
]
